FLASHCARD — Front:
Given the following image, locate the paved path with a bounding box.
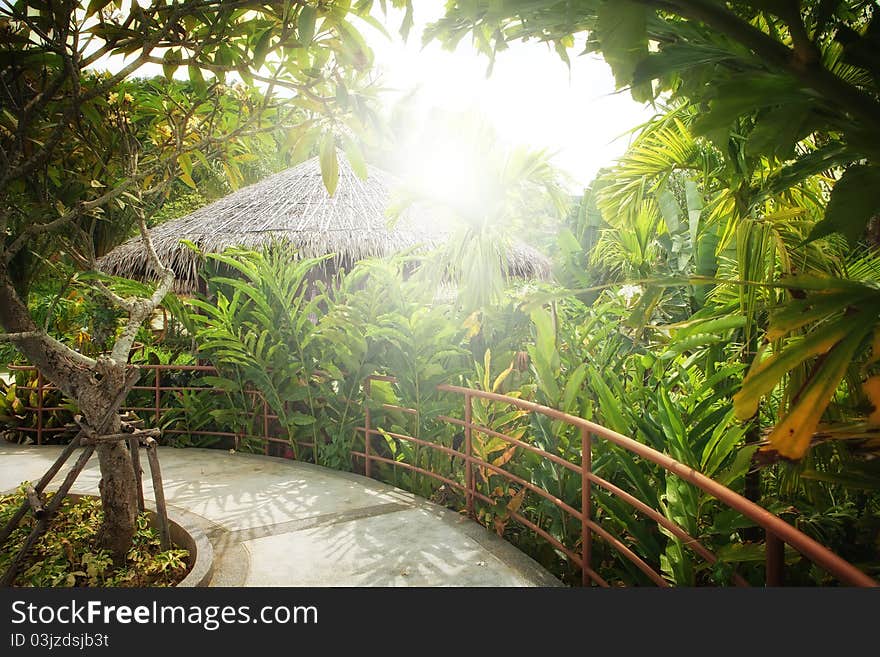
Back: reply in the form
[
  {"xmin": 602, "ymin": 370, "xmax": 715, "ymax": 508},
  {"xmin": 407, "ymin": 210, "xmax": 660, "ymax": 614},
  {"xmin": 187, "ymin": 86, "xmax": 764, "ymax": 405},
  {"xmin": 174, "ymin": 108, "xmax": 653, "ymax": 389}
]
[{"xmin": 0, "ymin": 443, "xmax": 559, "ymax": 587}]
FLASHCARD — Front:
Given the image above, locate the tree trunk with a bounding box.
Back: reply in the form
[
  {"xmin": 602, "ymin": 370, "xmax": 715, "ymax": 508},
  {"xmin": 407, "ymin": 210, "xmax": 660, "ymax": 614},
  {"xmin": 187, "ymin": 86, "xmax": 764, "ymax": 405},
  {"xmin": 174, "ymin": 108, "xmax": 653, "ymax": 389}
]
[
  {"xmin": 79, "ymin": 361, "xmax": 139, "ymax": 559},
  {"xmin": 742, "ymin": 330, "xmax": 762, "ymax": 544},
  {"xmin": 0, "ymin": 259, "xmax": 138, "ymax": 561}
]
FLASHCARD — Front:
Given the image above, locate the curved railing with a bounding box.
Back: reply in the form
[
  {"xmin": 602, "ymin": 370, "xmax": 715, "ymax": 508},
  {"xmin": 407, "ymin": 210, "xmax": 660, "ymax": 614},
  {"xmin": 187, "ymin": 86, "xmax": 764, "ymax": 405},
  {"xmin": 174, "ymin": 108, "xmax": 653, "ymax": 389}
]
[
  {"xmin": 353, "ymin": 375, "xmax": 877, "ymax": 587},
  {"xmin": 6, "ymin": 363, "xmax": 875, "ymax": 586}
]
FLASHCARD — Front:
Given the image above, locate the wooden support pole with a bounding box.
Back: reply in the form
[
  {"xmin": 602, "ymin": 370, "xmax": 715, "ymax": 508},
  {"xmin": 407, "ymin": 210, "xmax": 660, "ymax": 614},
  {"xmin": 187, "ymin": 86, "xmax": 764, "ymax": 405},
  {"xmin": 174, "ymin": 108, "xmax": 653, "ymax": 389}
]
[
  {"xmin": 24, "ymin": 485, "xmax": 44, "ymax": 519},
  {"xmin": 0, "ymin": 368, "xmax": 140, "ymax": 579},
  {"xmin": 128, "ymin": 435, "xmax": 145, "ymax": 513},
  {"xmin": 262, "ymin": 395, "xmax": 269, "ymax": 456},
  {"xmin": 144, "ymin": 438, "xmax": 171, "ymax": 551},
  {"xmin": 364, "ymin": 378, "xmax": 372, "ymax": 478},
  {"xmin": 766, "ymin": 530, "xmax": 785, "ymax": 587},
  {"xmin": 81, "ymin": 428, "xmax": 160, "ymax": 445},
  {"xmin": 0, "ymin": 445, "xmax": 96, "ymax": 586},
  {"xmin": 0, "ymin": 434, "xmax": 81, "ymax": 546},
  {"xmin": 581, "ymin": 426, "xmax": 592, "ymax": 587},
  {"xmin": 154, "ymin": 367, "xmax": 161, "ymax": 426},
  {"xmin": 121, "ymin": 411, "xmax": 145, "ymax": 429}
]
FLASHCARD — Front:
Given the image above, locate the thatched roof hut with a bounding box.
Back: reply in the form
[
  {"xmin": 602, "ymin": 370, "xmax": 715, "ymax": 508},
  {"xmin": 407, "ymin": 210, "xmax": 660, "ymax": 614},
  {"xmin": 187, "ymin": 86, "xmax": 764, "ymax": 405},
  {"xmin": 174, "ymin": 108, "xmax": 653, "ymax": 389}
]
[{"xmin": 99, "ymin": 154, "xmax": 551, "ymax": 292}]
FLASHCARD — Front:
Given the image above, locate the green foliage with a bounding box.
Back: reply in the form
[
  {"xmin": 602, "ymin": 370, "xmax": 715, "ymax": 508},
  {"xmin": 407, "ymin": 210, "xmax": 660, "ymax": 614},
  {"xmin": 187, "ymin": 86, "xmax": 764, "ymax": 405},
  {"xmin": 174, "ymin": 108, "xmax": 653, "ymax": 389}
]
[
  {"xmin": 386, "ymin": 110, "xmax": 569, "ymax": 312},
  {"xmin": 182, "ymin": 247, "xmax": 332, "ymax": 459},
  {"xmin": 734, "ymin": 275, "xmax": 880, "ymax": 459},
  {"xmin": 0, "ymin": 368, "xmax": 77, "ymax": 444},
  {"xmin": 507, "ymin": 293, "xmax": 762, "ymax": 584},
  {"xmin": 0, "ymin": 490, "xmax": 188, "ymax": 587},
  {"xmin": 176, "ymin": 246, "xmax": 482, "ymax": 470}
]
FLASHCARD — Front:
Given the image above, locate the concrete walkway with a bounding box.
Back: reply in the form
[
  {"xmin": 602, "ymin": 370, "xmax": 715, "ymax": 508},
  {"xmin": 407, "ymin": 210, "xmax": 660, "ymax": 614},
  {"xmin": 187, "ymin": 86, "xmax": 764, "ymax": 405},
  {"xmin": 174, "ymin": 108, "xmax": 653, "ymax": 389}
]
[{"xmin": 0, "ymin": 443, "xmax": 559, "ymax": 587}]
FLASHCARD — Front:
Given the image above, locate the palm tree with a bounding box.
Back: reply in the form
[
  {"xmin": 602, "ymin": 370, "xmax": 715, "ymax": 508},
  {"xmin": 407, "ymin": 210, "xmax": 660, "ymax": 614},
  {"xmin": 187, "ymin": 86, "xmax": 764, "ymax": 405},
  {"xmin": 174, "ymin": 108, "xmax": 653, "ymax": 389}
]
[{"xmin": 389, "ymin": 110, "xmax": 571, "ymax": 311}]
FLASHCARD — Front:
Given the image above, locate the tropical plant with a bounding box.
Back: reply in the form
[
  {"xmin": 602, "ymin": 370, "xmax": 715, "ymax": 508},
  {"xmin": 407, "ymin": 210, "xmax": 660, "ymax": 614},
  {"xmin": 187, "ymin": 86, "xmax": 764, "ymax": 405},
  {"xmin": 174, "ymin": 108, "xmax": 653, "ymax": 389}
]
[
  {"xmin": 181, "ymin": 247, "xmax": 330, "ymax": 459},
  {"xmin": 0, "ymin": 0, "xmax": 403, "ymax": 559},
  {"xmin": 424, "ymin": 0, "xmax": 880, "ymax": 464},
  {"xmin": 388, "ymin": 111, "xmax": 570, "ymax": 312},
  {"xmin": 427, "ymin": 1, "xmax": 880, "ymax": 240}
]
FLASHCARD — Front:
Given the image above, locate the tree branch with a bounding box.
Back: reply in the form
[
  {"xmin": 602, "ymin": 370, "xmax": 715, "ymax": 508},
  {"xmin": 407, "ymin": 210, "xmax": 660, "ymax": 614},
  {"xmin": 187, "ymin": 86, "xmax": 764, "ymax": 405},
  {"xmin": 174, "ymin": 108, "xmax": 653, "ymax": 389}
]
[
  {"xmin": 0, "ymin": 331, "xmax": 44, "ymax": 342},
  {"xmin": 0, "ymin": 328, "xmax": 95, "ymax": 368},
  {"xmin": 2, "ymin": 178, "xmax": 138, "ymax": 263},
  {"xmin": 108, "ymin": 201, "xmax": 175, "ymax": 364}
]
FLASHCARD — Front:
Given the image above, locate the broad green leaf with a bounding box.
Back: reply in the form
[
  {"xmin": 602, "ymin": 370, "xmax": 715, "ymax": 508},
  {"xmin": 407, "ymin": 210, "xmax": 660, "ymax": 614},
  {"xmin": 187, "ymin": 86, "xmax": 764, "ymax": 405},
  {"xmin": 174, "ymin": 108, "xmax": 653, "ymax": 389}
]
[
  {"xmin": 597, "ymin": 1, "xmax": 649, "ymax": 100},
  {"xmin": 745, "ymin": 106, "xmax": 815, "ymax": 160},
  {"xmin": 289, "ymin": 128, "xmax": 318, "ymax": 165},
  {"xmin": 676, "ymin": 315, "xmax": 746, "ymax": 339},
  {"xmin": 253, "ymin": 28, "xmax": 273, "ymax": 69},
  {"xmin": 811, "ymin": 165, "xmax": 880, "ymax": 244},
  {"xmin": 661, "ymin": 333, "xmax": 724, "ymax": 359},
  {"xmin": 766, "ymin": 288, "xmax": 877, "ymax": 340},
  {"xmin": 656, "ymin": 185, "xmax": 681, "ymax": 234},
  {"xmin": 319, "ymin": 133, "xmax": 339, "ymax": 196},
  {"xmin": 701, "ymin": 424, "xmax": 746, "ymax": 478},
  {"xmin": 85, "ymin": 0, "xmax": 113, "ymax": 18},
  {"xmin": 188, "ymin": 64, "xmax": 205, "ymax": 93},
  {"xmin": 624, "ymin": 285, "xmax": 662, "ymax": 329},
  {"xmin": 298, "ymin": 5, "xmax": 317, "ymax": 44},
  {"xmin": 684, "ymin": 178, "xmax": 701, "ymax": 246},
  {"xmin": 163, "ymin": 48, "xmax": 181, "ymax": 80},
  {"xmin": 561, "ymin": 363, "xmax": 588, "ymax": 414},
  {"xmin": 587, "ymin": 367, "xmax": 629, "ymax": 435},
  {"xmin": 342, "ymin": 135, "xmax": 368, "ymax": 180},
  {"xmin": 177, "ymin": 152, "xmax": 193, "ymax": 179},
  {"xmin": 715, "ymin": 445, "xmax": 758, "ymax": 488},
  {"xmin": 291, "ymin": 412, "xmax": 316, "ymax": 426},
  {"xmin": 715, "ymin": 542, "xmax": 768, "ymax": 563}
]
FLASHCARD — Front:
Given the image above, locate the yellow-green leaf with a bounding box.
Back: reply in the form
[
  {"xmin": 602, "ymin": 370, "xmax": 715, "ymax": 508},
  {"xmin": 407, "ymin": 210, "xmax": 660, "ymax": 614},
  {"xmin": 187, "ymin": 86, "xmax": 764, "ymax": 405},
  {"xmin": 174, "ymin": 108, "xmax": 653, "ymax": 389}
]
[
  {"xmin": 733, "ymin": 317, "xmax": 863, "ymax": 420},
  {"xmin": 179, "ymin": 171, "xmax": 196, "ymax": 189},
  {"xmin": 177, "ymin": 152, "xmax": 193, "ymax": 178},
  {"xmin": 342, "ymin": 135, "xmax": 368, "ymax": 180},
  {"xmin": 86, "ymin": 0, "xmax": 113, "ymax": 18},
  {"xmin": 767, "ymin": 289, "xmax": 875, "ymax": 341},
  {"xmin": 319, "ymin": 133, "xmax": 338, "ymax": 196},
  {"xmin": 298, "ymin": 5, "xmax": 317, "ymax": 44},
  {"xmin": 766, "ymin": 322, "xmax": 874, "ymax": 459}
]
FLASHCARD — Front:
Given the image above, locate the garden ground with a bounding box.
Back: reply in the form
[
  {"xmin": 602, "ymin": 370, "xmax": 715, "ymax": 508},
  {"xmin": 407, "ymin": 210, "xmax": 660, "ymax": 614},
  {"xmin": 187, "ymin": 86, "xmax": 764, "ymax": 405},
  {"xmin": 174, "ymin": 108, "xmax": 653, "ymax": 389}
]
[{"xmin": 0, "ymin": 443, "xmax": 558, "ymax": 587}]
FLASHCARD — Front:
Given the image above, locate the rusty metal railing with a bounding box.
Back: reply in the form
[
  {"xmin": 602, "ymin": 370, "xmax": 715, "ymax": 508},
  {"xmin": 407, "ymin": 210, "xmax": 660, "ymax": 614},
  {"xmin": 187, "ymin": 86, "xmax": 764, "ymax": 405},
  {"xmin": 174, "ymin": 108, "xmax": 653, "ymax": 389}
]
[
  {"xmin": 5, "ymin": 364, "xmax": 875, "ymax": 586},
  {"xmin": 4, "ymin": 364, "xmax": 314, "ymax": 455},
  {"xmin": 354, "ymin": 375, "xmax": 877, "ymax": 587}
]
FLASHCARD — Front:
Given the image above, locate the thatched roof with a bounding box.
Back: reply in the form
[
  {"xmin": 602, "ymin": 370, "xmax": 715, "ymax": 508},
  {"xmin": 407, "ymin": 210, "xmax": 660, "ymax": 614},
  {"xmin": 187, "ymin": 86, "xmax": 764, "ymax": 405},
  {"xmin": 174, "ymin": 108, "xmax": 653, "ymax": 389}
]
[{"xmin": 98, "ymin": 153, "xmax": 551, "ymax": 292}]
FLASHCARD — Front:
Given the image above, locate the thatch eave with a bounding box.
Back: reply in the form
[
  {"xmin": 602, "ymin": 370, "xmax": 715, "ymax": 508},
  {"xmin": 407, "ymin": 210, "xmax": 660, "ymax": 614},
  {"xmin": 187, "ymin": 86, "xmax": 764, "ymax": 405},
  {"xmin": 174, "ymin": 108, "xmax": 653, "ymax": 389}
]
[{"xmin": 98, "ymin": 154, "xmax": 551, "ymax": 293}]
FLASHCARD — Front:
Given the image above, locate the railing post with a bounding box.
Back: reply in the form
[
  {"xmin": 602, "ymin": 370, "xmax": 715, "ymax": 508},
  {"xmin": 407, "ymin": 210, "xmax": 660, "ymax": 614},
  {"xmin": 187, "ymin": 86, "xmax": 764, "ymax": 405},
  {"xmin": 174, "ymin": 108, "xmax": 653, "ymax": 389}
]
[
  {"xmin": 262, "ymin": 395, "xmax": 269, "ymax": 456},
  {"xmin": 464, "ymin": 391, "xmax": 474, "ymax": 518},
  {"xmin": 364, "ymin": 378, "xmax": 372, "ymax": 478},
  {"xmin": 154, "ymin": 367, "xmax": 161, "ymax": 427},
  {"xmin": 581, "ymin": 426, "xmax": 592, "ymax": 586},
  {"xmin": 765, "ymin": 530, "xmax": 784, "ymax": 586},
  {"xmin": 36, "ymin": 370, "xmax": 43, "ymax": 445}
]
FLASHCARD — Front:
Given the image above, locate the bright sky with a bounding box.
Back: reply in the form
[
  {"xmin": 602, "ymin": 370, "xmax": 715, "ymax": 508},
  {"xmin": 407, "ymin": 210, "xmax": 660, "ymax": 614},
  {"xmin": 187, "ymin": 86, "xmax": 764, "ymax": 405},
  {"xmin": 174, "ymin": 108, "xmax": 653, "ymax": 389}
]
[{"xmin": 365, "ymin": 4, "xmax": 656, "ymax": 192}]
